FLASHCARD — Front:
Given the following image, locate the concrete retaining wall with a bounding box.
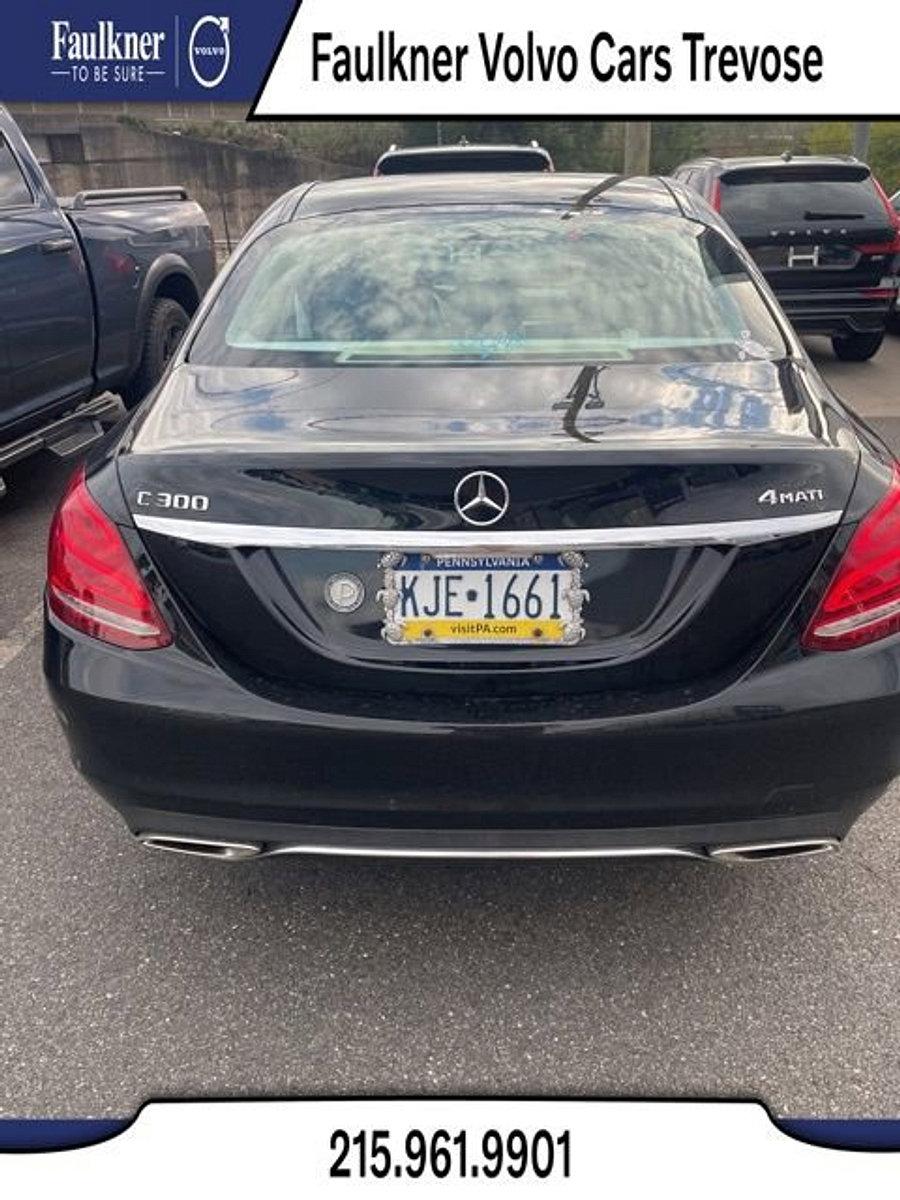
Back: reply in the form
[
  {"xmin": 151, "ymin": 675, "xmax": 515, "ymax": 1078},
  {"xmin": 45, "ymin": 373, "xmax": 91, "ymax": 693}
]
[{"xmin": 9, "ymin": 111, "xmax": 352, "ymax": 256}]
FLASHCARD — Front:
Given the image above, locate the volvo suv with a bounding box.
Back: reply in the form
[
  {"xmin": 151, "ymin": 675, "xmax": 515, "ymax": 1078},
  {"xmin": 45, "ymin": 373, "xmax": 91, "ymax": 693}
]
[{"xmin": 673, "ymin": 155, "xmax": 900, "ymax": 360}]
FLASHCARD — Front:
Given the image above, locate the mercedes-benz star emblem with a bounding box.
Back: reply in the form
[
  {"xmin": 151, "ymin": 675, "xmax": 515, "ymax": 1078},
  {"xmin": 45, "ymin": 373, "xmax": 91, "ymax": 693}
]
[{"xmin": 453, "ymin": 471, "xmax": 510, "ymax": 527}]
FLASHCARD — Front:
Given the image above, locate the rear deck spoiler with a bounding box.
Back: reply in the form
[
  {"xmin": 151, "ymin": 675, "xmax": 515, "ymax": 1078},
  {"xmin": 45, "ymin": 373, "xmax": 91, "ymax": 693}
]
[{"xmin": 67, "ymin": 186, "xmax": 189, "ymax": 209}]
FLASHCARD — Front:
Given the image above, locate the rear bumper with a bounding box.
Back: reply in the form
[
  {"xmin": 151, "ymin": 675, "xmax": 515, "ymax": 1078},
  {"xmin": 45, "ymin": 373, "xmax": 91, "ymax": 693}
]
[
  {"xmin": 775, "ymin": 289, "xmax": 894, "ymax": 336},
  {"xmin": 130, "ymin": 817, "xmax": 844, "ymax": 862},
  {"xmin": 44, "ymin": 612, "xmax": 900, "ymax": 857}
]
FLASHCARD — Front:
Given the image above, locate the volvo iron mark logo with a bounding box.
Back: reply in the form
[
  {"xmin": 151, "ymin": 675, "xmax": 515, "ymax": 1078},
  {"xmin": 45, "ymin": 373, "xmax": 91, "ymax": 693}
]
[
  {"xmin": 189, "ymin": 15, "xmax": 231, "ymax": 88},
  {"xmin": 454, "ymin": 471, "xmax": 510, "ymax": 527}
]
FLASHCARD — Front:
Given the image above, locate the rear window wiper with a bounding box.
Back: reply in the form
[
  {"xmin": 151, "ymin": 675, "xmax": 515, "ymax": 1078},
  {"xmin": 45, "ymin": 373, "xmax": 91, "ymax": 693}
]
[{"xmin": 803, "ymin": 211, "xmax": 865, "ymax": 220}]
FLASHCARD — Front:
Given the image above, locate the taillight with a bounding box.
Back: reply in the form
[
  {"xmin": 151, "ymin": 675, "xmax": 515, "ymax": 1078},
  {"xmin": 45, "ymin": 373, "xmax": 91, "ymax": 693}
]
[
  {"xmin": 47, "ymin": 466, "xmax": 172, "ymax": 650},
  {"xmin": 860, "ymin": 179, "xmax": 900, "ymax": 255},
  {"xmin": 858, "ymin": 239, "xmax": 900, "ymax": 255},
  {"xmin": 803, "ymin": 466, "xmax": 900, "ymax": 652},
  {"xmin": 709, "ymin": 179, "xmax": 722, "ymax": 212}
]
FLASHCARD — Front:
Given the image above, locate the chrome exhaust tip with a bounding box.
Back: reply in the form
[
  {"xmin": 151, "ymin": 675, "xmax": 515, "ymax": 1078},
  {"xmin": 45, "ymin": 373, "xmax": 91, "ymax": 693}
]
[
  {"xmin": 708, "ymin": 837, "xmax": 839, "ymax": 863},
  {"xmin": 138, "ymin": 834, "xmax": 262, "ymax": 861}
]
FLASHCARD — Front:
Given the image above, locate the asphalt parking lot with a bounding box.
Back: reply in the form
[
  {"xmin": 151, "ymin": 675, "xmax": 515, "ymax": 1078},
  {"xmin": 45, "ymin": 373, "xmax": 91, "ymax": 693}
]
[{"xmin": 2, "ymin": 335, "xmax": 900, "ymax": 1119}]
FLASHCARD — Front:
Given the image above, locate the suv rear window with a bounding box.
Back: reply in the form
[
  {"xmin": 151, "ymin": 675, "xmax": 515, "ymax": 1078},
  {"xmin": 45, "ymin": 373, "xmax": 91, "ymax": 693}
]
[
  {"xmin": 190, "ymin": 206, "xmax": 786, "ymax": 367},
  {"xmin": 719, "ymin": 167, "xmax": 887, "ymax": 228}
]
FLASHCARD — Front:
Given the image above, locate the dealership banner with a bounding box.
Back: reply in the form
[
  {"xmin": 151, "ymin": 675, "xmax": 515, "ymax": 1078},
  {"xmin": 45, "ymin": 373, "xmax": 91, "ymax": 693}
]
[{"xmin": 0, "ymin": 0, "xmax": 895, "ymax": 112}]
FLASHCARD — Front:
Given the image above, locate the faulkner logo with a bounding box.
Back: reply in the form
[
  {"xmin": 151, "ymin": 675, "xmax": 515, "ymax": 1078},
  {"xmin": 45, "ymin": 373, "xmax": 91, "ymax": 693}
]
[
  {"xmin": 50, "ymin": 19, "xmax": 167, "ymax": 84},
  {"xmin": 188, "ymin": 15, "xmax": 231, "ymax": 88}
]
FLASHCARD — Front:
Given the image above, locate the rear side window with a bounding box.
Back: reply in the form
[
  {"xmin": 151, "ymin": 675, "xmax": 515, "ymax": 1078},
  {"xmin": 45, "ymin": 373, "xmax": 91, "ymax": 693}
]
[
  {"xmin": 189, "ymin": 206, "xmax": 787, "ymax": 368},
  {"xmin": 0, "ymin": 137, "xmax": 32, "ymax": 207},
  {"xmin": 719, "ymin": 167, "xmax": 887, "ymax": 228}
]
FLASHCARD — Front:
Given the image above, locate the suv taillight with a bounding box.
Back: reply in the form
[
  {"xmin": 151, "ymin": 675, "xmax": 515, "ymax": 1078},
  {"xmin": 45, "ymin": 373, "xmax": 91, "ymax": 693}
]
[
  {"xmin": 859, "ymin": 179, "xmax": 900, "ymax": 255},
  {"xmin": 47, "ymin": 466, "xmax": 172, "ymax": 650},
  {"xmin": 803, "ymin": 466, "xmax": 900, "ymax": 651}
]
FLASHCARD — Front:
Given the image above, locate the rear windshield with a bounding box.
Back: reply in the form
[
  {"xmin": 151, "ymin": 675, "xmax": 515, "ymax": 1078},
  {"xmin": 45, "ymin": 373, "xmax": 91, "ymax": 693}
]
[
  {"xmin": 189, "ymin": 206, "xmax": 787, "ymax": 367},
  {"xmin": 719, "ymin": 168, "xmax": 888, "ymax": 227},
  {"xmin": 377, "ymin": 150, "xmax": 551, "ymax": 174}
]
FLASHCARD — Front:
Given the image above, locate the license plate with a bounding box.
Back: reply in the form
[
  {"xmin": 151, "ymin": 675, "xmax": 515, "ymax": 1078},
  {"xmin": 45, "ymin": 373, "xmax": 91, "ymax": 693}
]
[{"xmin": 379, "ymin": 552, "xmax": 587, "ymax": 645}]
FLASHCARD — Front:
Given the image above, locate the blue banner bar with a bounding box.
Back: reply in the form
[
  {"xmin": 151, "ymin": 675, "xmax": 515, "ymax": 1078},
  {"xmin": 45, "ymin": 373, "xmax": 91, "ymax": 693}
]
[
  {"xmin": 0, "ymin": 1118, "xmax": 129, "ymax": 1152},
  {"xmin": 0, "ymin": 1, "xmax": 295, "ymax": 101},
  {"xmin": 779, "ymin": 1119, "xmax": 900, "ymax": 1152}
]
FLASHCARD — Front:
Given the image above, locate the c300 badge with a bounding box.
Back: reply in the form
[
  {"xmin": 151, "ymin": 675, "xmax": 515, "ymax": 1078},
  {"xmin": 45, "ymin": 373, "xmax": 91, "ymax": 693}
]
[{"xmin": 135, "ymin": 490, "xmax": 210, "ymax": 512}]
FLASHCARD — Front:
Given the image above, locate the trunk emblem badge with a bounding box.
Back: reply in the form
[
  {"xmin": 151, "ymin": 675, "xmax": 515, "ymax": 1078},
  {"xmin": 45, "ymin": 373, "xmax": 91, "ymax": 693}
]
[
  {"xmin": 325, "ymin": 573, "xmax": 365, "ymax": 613},
  {"xmin": 454, "ymin": 471, "xmax": 510, "ymax": 526}
]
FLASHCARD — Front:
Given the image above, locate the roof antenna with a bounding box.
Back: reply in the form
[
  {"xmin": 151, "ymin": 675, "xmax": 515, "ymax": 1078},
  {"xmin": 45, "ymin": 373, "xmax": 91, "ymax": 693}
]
[{"xmin": 780, "ymin": 150, "xmax": 793, "ymax": 162}]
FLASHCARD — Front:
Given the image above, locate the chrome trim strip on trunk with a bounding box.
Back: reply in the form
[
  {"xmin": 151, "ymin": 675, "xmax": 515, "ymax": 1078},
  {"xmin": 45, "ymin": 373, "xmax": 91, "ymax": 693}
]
[{"xmin": 132, "ymin": 510, "xmax": 843, "ymax": 551}]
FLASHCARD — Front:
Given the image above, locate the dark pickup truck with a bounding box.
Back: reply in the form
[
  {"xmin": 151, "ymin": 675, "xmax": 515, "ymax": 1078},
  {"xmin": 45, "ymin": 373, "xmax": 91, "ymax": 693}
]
[{"xmin": 0, "ymin": 107, "xmax": 216, "ymax": 496}]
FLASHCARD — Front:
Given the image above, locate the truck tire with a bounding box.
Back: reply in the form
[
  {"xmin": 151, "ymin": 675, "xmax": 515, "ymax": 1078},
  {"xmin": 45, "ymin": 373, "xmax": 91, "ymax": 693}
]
[
  {"xmin": 122, "ymin": 297, "xmax": 190, "ymax": 406},
  {"xmin": 831, "ymin": 331, "xmax": 885, "ymax": 362}
]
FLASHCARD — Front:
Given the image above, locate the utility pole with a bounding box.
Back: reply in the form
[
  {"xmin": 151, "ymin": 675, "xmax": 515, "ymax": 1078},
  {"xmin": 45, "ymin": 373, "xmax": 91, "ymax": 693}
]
[
  {"xmin": 852, "ymin": 121, "xmax": 871, "ymax": 162},
  {"xmin": 622, "ymin": 122, "xmax": 652, "ymax": 175}
]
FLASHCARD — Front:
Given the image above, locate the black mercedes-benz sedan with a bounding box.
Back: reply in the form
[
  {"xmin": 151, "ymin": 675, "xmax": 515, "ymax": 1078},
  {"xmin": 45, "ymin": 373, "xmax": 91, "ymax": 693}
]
[{"xmin": 43, "ymin": 173, "xmax": 900, "ymax": 864}]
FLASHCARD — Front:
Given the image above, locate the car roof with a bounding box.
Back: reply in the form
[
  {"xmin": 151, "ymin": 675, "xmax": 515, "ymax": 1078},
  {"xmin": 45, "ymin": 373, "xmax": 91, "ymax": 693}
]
[
  {"xmin": 679, "ymin": 154, "xmax": 867, "ymax": 173},
  {"xmin": 293, "ymin": 173, "xmax": 684, "ymax": 218},
  {"xmin": 378, "ymin": 143, "xmax": 549, "ymax": 158}
]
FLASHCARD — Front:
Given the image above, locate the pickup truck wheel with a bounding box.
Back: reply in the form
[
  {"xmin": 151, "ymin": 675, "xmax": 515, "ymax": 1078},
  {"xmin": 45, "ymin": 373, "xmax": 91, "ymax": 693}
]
[
  {"xmin": 831, "ymin": 331, "xmax": 885, "ymax": 362},
  {"xmin": 122, "ymin": 298, "xmax": 190, "ymax": 405}
]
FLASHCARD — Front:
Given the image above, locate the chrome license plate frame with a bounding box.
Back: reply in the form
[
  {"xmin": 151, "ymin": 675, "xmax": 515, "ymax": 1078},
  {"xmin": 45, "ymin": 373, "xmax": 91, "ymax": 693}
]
[{"xmin": 378, "ymin": 551, "xmax": 588, "ymax": 646}]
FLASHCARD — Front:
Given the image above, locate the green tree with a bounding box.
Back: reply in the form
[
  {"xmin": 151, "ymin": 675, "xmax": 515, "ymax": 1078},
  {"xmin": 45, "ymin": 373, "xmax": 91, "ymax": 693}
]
[
  {"xmin": 650, "ymin": 122, "xmax": 707, "ymax": 173},
  {"xmin": 807, "ymin": 122, "xmax": 900, "ymax": 192}
]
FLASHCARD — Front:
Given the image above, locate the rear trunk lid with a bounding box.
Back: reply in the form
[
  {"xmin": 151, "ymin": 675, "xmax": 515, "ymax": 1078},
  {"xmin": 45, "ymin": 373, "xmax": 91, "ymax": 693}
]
[{"xmin": 118, "ymin": 361, "xmax": 859, "ymax": 706}]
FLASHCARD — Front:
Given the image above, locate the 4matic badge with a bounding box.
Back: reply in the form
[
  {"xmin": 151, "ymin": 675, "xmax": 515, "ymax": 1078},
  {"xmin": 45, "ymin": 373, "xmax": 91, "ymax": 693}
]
[{"xmin": 758, "ymin": 487, "xmax": 825, "ymax": 505}]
